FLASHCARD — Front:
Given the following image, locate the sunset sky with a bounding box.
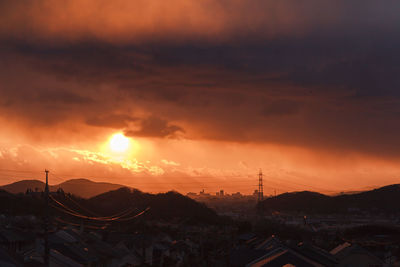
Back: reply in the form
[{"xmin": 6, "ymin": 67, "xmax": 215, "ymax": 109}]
[{"xmin": 1, "ymin": 0, "xmax": 400, "ymax": 194}]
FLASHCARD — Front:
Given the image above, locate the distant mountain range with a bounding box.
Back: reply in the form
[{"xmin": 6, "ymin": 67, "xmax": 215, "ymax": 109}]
[
  {"xmin": 0, "ymin": 179, "xmax": 124, "ymax": 198},
  {"xmin": 0, "ymin": 183, "xmax": 221, "ymax": 224},
  {"xmin": 259, "ymin": 184, "xmax": 400, "ymax": 214},
  {"xmin": 3, "ymin": 179, "xmax": 400, "ymax": 214}
]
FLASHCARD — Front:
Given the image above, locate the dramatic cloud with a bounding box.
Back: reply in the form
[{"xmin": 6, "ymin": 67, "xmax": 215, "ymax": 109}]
[
  {"xmin": 86, "ymin": 114, "xmax": 138, "ymax": 129},
  {"xmin": 1, "ymin": 0, "xmax": 400, "ymax": 192},
  {"xmin": 125, "ymin": 116, "xmax": 184, "ymax": 138}
]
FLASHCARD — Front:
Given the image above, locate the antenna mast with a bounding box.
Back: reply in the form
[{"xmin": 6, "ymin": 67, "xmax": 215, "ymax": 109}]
[{"xmin": 44, "ymin": 170, "xmax": 50, "ymax": 266}]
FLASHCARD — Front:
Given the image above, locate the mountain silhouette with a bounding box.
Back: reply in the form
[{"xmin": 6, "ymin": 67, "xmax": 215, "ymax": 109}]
[
  {"xmin": 259, "ymin": 184, "xmax": 400, "ymax": 214},
  {"xmin": 54, "ymin": 179, "xmax": 124, "ymax": 198},
  {"xmin": 0, "ymin": 186, "xmax": 221, "ymax": 224},
  {"xmin": 0, "ymin": 178, "xmax": 124, "ymax": 198},
  {"xmin": 3, "ymin": 179, "xmax": 400, "ymax": 215},
  {"xmin": 0, "ymin": 179, "xmax": 46, "ymax": 194},
  {"xmin": 85, "ymin": 187, "xmax": 220, "ymax": 223}
]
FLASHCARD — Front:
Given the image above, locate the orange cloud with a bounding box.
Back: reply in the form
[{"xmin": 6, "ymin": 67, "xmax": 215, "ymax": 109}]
[{"xmin": 1, "ymin": 0, "xmax": 400, "ymax": 193}]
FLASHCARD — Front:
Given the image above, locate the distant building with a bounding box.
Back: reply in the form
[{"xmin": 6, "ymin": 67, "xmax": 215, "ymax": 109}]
[
  {"xmin": 199, "ymin": 189, "xmax": 210, "ymax": 197},
  {"xmin": 232, "ymin": 192, "xmax": 242, "ymax": 198},
  {"xmin": 220, "ymin": 190, "xmax": 224, "ymax": 196},
  {"xmin": 253, "ymin": 190, "xmax": 258, "ymax": 198}
]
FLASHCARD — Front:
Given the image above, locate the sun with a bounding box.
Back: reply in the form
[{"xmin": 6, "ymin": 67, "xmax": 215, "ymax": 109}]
[{"xmin": 109, "ymin": 133, "xmax": 130, "ymax": 152}]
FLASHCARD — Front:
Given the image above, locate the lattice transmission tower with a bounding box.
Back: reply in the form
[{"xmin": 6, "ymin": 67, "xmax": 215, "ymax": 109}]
[{"xmin": 258, "ymin": 169, "xmax": 263, "ymax": 202}]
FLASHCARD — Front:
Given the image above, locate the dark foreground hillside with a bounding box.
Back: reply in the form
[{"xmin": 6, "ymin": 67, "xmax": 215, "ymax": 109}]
[
  {"xmin": 85, "ymin": 187, "xmax": 220, "ymax": 224},
  {"xmin": 0, "ymin": 187, "xmax": 221, "ymax": 225}
]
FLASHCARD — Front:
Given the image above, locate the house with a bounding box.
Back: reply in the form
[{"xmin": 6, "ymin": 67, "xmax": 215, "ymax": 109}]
[
  {"xmin": 330, "ymin": 242, "xmax": 383, "ymax": 267},
  {"xmin": 229, "ymin": 248, "xmax": 273, "ymax": 267},
  {"xmin": 247, "ymin": 248, "xmax": 325, "ymax": 267},
  {"xmin": 293, "ymin": 242, "xmax": 338, "ymax": 266},
  {"xmin": 0, "ymin": 228, "xmax": 35, "ymax": 254},
  {"xmin": 230, "ymin": 235, "xmax": 339, "ymax": 267},
  {"xmin": 0, "ymin": 246, "xmax": 22, "ymax": 267}
]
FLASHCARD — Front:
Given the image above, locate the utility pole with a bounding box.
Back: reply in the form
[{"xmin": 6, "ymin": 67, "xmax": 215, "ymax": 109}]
[
  {"xmin": 44, "ymin": 170, "xmax": 49, "ymax": 266},
  {"xmin": 258, "ymin": 169, "xmax": 264, "ymax": 203}
]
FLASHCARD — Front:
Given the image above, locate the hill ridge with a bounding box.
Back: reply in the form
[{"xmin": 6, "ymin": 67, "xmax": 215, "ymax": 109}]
[
  {"xmin": 259, "ymin": 183, "xmax": 400, "ymax": 214},
  {"xmin": 0, "ymin": 178, "xmax": 126, "ymax": 198}
]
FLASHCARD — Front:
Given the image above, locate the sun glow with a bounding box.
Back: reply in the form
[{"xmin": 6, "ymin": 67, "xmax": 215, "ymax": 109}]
[{"xmin": 109, "ymin": 133, "xmax": 130, "ymax": 152}]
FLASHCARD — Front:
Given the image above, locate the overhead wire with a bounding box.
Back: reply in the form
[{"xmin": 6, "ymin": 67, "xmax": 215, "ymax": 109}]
[
  {"xmin": 51, "ymin": 172, "xmax": 141, "ymax": 218},
  {"xmin": 51, "ymin": 194, "xmax": 138, "ymax": 219},
  {"xmin": 51, "ymin": 203, "xmax": 149, "ymax": 222},
  {"xmin": 0, "ymin": 166, "xmax": 338, "ymax": 195},
  {"xmin": 63, "ymin": 193, "xmax": 101, "ymax": 217},
  {"xmin": 51, "ymin": 171, "xmax": 142, "ymax": 218},
  {"xmin": 0, "ymin": 168, "xmax": 43, "ymax": 174},
  {"xmin": 0, "ymin": 167, "xmax": 336, "ymax": 193},
  {"xmin": 50, "ymin": 195, "xmax": 118, "ymax": 221},
  {"xmin": 60, "ymin": 175, "xmax": 333, "ymax": 194},
  {"xmin": 24, "ymin": 169, "xmax": 150, "ymax": 223},
  {"xmin": 50, "ymin": 203, "xmax": 117, "ymax": 221},
  {"xmin": 109, "ymin": 207, "xmax": 150, "ymax": 221},
  {"xmin": 49, "ymin": 169, "xmax": 302, "ymax": 195},
  {"xmin": 50, "ymin": 195, "xmax": 148, "ymax": 221}
]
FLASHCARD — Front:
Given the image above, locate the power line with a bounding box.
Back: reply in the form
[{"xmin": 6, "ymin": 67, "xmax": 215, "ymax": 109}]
[
  {"xmin": 44, "ymin": 170, "xmax": 50, "ymax": 267},
  {"xmin": 51, "ymin": 203, "xmax": 149, "ymax": 222},
  {"xmin": 50, "ymin": 192, "xmax": 138, "ymax": 219},
  {"xmin": 50, "ymin": 195, "xmax": 148, "ymax": 222},
  {"xmin": 0, "ymin": 166, "xmax": 338, "ymax": 193},
  {"xmin": 63, "ymin": 194, "xmax": 101, "ymax": 217},
  {"xmin": 0, "ymin": 166, "xmax": 333, "ymax": 190},
  {"xmin": 0, "ymin": 168, "xmax": 43, "ymax": 174},
  {"xmin": 113, "ymin": 207, "xmax": 150, "ymax": 221}
]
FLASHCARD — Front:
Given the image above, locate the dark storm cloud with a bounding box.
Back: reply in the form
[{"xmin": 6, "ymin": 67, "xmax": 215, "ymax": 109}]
[
  {"xmin": 35, "ymin": 90, "xmax": 93, "ymax": 104},
  {"xmin": 261, "ymin": 100, "xmax": 301, "ymax": 117},
  {"xmin": 86, "ymin": 114, "xmax": 138, "ymax": 129},
  {"xmin": 1, "ymin": 0, "xmax": 400, "ymax": 155},
  {"xmin": 125, "ymin": 116, "xmax": 185, "ymax": 138}
]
